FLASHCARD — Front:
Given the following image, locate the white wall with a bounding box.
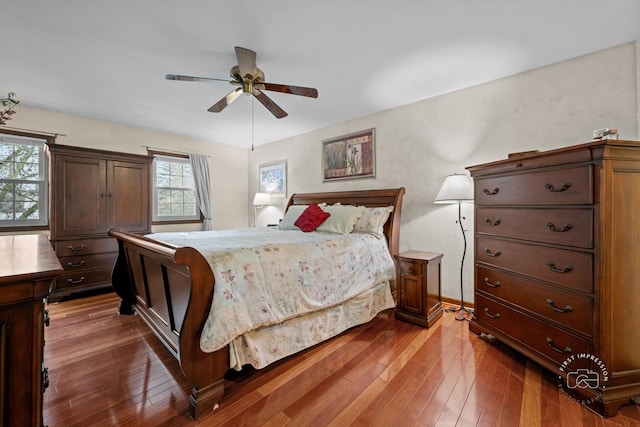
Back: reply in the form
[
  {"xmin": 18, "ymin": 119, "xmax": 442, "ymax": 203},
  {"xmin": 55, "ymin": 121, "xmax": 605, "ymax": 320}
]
[
  {"xmin": 5, "ymin": 106, "xmax": 249, "ymax": 232},
  {"xmin": 249, "ymin": 41, "xmax": 640, "ymax": 304}
]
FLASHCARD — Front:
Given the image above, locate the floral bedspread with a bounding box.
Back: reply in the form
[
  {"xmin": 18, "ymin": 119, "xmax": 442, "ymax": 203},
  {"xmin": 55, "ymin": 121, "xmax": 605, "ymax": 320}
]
[{"xmin": 147, "ymin": 228, "xmax": 396, "ymax": 352}]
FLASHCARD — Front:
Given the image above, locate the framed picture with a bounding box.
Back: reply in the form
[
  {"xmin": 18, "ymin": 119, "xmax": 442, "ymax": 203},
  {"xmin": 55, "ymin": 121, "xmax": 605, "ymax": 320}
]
[
  {"xmin": 259, "ymin": 160, "xmax": 287, "ymax": 198},
  {"xmin": 322, "ymin": 128, "xmax": 375, "ymax": 182}
]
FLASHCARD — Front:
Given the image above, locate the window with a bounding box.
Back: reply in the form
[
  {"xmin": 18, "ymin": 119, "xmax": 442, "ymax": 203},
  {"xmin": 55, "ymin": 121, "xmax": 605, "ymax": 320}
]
[
  {"xmin": 152, "ymin": 155, "xmax": 199, "ymax": 222},
  {"xmin": 0, "ymin": 134, "xmax": 48, "ymax": 228}
]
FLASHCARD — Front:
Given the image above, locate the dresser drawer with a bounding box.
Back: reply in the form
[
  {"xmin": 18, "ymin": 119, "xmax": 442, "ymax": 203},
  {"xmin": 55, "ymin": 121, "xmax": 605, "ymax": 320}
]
[
  {"xmin": 55, "ymin": 237, "xmax": 118, "ymax": 257},
  {"xmin": 476, "ymin": 207, "xmax": 593, "ymax": 248},
  {"xmin": 474, "ymin": 166, "xmax": 592, "ymax": 205},
  {"xmin": 475, "ymin": 294, "xmax": 592, "ymax": 367},
  {"xmin": 476, "ymin": 266, "xmax": 593, "ymax": 336},
  {"xmin": 476, "ymin": 236, "xmax": 592, "ymax": 292},
  {"xmin": 55, "ymin": 268, "xmax": 113, "ymax": 291},
  {"xmin": 59, "ymin": 252, "xmax": 117, "ymax": 272}
]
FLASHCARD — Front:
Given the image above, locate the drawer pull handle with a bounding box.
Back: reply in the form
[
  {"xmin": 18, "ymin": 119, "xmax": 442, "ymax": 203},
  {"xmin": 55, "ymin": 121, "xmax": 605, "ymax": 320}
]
[
  {"xmin": 545, "ymin": 182, "xmax": 572, "ymax": 192},
  {"xmin": 483, "ymin": 307, "xmax": 501, "ymax": 319},
  {"xmin": 485, "ymin": 248, "xmax": 502, "ymax": 257},
  {"xmin": 484, "ymin": 218, "xmax": 501, "ymax": 226},
  {"xmin": 67, "ymin": 261, "xmax": 85, "ymax": 268},
  {"xmin": 42, "ymin": 367, "xmax": 49, "ymax": 392},
  {"xmin": 546, "ymin": 299, "xmax": 573, "ymax": 313},
  {"xmin": 483, "ymin": 188, "xmax": 500, "ymax": 196},
  {"xmin": 547, "ymin": 222, "xmax": 573, "ymax": 232},
  {"xmin": 484, "ymin": 277, "xmax": 501, "ymax": 288},
  {"xmin": 546, "ymin": 337, "xmax": 572, "ymax": 354},
  {"xmin": 546, "ymin": 262, "xmax": 573, "ymax": 273},
  {"xmin": 44, "ymin": 309, "xmax": 50, "ymax": 327},
  {"xmin": 67, "ymin": 276, "xmax": 86, "ymax": 284},
  {"xmin": 68, "ymin": 245, "xmax": 86, "ymax": 251}
]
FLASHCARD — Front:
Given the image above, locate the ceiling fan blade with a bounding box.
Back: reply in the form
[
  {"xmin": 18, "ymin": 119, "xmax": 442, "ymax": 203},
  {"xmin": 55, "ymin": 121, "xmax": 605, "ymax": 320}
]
[
  {"xmin": 261, "ymin": 82, "xmax": 318, "ymax": 98},
  {"xmin": 235, "ymin": 47, "xmax": 257, "ymax": 78},
  {"xmin": 207, "ymin": 87, "xmax": 243, "ymax": 113},
  {"xmin": 253, "ymin": 89, "xmax": 288, "ymax": 119},
  {"xmin": 166, "ymin": 74, "xmax": 230, "ymax": 83}
]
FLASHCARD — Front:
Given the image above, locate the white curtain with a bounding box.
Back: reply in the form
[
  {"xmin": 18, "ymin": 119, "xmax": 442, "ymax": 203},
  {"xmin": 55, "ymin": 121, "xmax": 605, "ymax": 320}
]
[{"xmin": 189, "ymin": 153, "xmax": 212, "ymax": 231}]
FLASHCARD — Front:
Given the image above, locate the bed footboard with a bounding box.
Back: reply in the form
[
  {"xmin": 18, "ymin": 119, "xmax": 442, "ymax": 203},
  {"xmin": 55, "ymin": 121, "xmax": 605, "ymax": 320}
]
[{"xmin": 109, "ymin": 228, "xmax": 229, "ymax": 419}]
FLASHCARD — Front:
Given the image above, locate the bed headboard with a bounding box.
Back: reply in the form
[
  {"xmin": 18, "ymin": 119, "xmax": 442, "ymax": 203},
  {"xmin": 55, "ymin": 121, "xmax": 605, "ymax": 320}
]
[{"xmin": 285, "ymin": 187, "xmax": 405, "ymax": 257}]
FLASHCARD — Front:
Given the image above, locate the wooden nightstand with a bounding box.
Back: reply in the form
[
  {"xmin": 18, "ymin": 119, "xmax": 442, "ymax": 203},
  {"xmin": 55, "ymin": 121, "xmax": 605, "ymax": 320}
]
[{"xmin": 395, "ymin": 251, "xmax": 443, "ymax": 328}]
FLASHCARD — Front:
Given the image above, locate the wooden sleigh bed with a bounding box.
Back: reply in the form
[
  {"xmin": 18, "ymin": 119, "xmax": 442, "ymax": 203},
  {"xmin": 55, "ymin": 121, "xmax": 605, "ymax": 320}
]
[{"xmin": 109, "ymin": 187, "xmax": 405, "ymax": 419}]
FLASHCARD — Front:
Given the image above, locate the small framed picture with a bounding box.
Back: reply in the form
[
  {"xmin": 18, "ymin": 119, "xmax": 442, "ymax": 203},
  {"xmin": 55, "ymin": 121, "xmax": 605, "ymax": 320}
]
[
  {"xmin": 259, "ymin": 160, "xmax": 287, "ymax": 198},
  {"xmin": 322, "ymin": 128, "xmax": 375, "ymax": 182}
]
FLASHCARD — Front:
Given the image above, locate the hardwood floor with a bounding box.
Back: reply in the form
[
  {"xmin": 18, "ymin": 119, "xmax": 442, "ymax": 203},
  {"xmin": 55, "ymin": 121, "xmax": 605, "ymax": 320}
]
[{"xmin": 43, "ymin": 292, "xmax": 640, "ymax": 426}]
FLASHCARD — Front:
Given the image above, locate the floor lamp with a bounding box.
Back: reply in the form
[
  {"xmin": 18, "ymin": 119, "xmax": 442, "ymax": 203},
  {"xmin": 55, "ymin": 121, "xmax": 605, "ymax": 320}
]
[
  {"xmin": 252, "ymin": 192, "xmax": 271, "ymax": 227},
  {"xmin": 434, "ymin": 174, "xmax": 474, "ymax": 321}
]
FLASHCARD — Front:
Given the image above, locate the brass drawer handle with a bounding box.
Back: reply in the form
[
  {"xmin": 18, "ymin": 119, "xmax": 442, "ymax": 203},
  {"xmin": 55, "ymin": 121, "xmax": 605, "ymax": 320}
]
[
  {"xmin": 67, "ymin": 276, "xmax": 86, "ymax": 284},
  {"xmin": 546, "ymin": 299, "xmax": 573, "ymax": 313},
  {"xmin": 545, "ymin": 182, "xmax": 572, "ymax": 192},
  {"xmin": 546, "ymin": 337, "xmax": 572, "ymax": 354},
  {"xmin": 67, "ymin": 245, "xmax": 86, "ymax": 251},
  {"xmin": 546, "ymin": 262, "xmax": 573, "ymax": 273},
  {"xmin": 44, "ymin": 309, "xmax": 50, "ymax": 327},
  {"xmin": 485, "ymin": 248, "xmax": 502, "ymax": 257},
  {"xmin": 484, "ymin": 277, "xmax": 501, "ymax": 288},
  {"xmin": 483, "ymin": 307, "xmax": 501, "ymax": 319},
  {"xmin": 484, "ymin": 218, "xmax": 501, "ymax": 226},
  {"xmin": 67, "ymin": 261, "xmax": 85, "ymax": 268},
  {"xmin": 547, "ymin": 222, "xmax": 573, "ymax": 232},
  {"xmin": 42, "ymin": 367, "xmax": 49, "ymax": 392},
  {"xmin": 483, "ymin": 188, "xmax": 500, "ymax": 196}
]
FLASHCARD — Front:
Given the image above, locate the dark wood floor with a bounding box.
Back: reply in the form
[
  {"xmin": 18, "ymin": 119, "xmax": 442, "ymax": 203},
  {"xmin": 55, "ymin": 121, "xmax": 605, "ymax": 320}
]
[{"xmin": 43, "ymin": 292, "xmax": 640, "ymax": 426}]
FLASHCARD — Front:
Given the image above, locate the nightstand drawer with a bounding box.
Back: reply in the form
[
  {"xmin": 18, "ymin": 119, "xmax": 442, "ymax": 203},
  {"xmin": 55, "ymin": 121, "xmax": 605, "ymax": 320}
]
[
  {"xmin": 476, "ymin": 266, "xmax": 593, "ymax": 337},
  {"xmin": 476, "ymin": 207, "xmax": 593, "ymax": 248},
  {"xmin": 474, "ymin": 166, "xmax": 592, "ymax": 205},
  {"xmin": 398, "ymin": 260, "xmax": 422, "ymax": 276},
  {"xmin": 475, "ymin": 294, "xmax": 592, "ymax": 367},
  {"xmin": 476, "ymin": 236, "xmax": 592, "ymax": 293}
]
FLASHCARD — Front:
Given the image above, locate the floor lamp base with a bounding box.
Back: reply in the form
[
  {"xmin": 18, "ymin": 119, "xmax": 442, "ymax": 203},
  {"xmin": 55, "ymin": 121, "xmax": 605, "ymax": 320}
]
[{"xmin": 445, "ymin": 304, "xmax": 474, "ymax": 321}]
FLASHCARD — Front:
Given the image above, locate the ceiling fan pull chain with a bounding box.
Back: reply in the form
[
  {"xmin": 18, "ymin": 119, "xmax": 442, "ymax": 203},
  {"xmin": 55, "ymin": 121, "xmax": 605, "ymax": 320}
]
[{"xmin": 251, "ymin": 96, "xmax": 255, "ymax": 151}]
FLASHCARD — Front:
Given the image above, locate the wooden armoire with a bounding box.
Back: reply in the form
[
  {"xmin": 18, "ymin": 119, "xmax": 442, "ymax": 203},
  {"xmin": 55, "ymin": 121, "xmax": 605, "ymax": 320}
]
[
  {"xmin": 467, "ymin": 139, "xmax": 640, "ymax": 417},
  {"xmin": 49, "ymin": 144, "xmax": 151, "ymax": 301}
]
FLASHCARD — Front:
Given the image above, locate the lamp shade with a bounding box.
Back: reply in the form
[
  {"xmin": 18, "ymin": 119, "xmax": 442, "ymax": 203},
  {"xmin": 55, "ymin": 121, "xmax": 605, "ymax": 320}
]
[
  {"xmin": 252, "ymin": 192, "xmax": 271, "ymax": 206},
  {"xmin": 434, "ymin": 174, "xmax": 474, "ymax": 204}
]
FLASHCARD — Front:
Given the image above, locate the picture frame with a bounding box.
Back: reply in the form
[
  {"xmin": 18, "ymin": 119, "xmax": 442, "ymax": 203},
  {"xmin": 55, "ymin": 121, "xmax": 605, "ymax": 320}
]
[
  {"xmin": 259, "ymin": 160, "xmax": 287, "ymax": 198},
  {"xmin": 322, "ymin": 128, "xmax": 375, "ymax": 182}
]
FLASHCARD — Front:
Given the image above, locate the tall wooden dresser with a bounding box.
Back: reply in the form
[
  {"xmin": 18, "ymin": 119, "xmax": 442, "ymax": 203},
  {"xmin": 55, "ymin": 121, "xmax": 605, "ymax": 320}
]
[
  {"xmin": 467, "ymin": 139, "xmax": 640, "ymax": 417},
  {"xmin": 49, "ymin": 144, "xmax": 151, "ymax": 301}
]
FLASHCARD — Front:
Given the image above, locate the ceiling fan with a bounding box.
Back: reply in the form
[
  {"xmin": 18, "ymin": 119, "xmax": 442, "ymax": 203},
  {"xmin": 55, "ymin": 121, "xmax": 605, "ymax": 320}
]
[{"xmin": 166, "ymin": 46, "xmax": 318, "ymax": 119}]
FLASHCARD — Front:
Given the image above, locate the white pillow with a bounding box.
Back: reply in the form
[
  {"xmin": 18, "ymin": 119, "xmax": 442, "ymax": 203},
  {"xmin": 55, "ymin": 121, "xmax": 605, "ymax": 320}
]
[
  {"xmin": 353, "ymin": 206, "xmax": 392, "ymax": 237},
  {"xmin": 279, "ymin": 205, "xmax": 309, "ymax": 230},
  {"xmin": 316, "ymin": 204, "xmax": 366, "ymax": 234}
]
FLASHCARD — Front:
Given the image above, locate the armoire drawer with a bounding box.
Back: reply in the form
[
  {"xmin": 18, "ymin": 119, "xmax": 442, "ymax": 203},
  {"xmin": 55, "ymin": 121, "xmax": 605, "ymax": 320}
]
[
  {"xmin": 59, "ymin": 252, "xmax": 118, "ymax": 272},
  {"xmin": 474, "ymin": 166, "xmax": 592, "ymax": 205},
  {"xmin": 476, "ymin": 207, "xmax": 593, "ymax": 248},
  {"xmin": 55, "ymin": 237, "xmax": 118, "ymax": 257},
  {"xmin": 55, "ymin": 268, "xmax": 113, "ymax": 291},
  {"xmin": 476, "ymin": 236, "xmax": 592, "ymax": 292},
  {"xmin": 476, "ymin": 266, "xmax": 593, "ymax": 337},
  {"xmin": 474, "ymin": 294, "xmax": 593, "ymax": 367}
]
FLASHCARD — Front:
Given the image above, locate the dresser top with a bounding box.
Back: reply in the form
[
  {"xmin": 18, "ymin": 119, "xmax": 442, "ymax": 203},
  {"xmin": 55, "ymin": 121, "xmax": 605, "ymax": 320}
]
[
  {"xmin": 467, "ymin": 139, "xmax": 640, "ymax": 175},
  {"xmin": 0, "ymin": 234, "xmax": 63, "ymax": 284}
]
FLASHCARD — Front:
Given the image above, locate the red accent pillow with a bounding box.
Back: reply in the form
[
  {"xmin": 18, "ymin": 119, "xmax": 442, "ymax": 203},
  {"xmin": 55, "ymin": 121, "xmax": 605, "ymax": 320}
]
[{"xmin": 294, "ymin": 203, "xmax": 331, "ymax": 232}]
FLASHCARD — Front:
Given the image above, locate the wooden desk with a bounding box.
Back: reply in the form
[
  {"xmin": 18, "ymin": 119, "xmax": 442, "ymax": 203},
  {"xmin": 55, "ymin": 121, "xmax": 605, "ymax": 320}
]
[{"xmin": 0, "ymin": 234, "xmax": 62, "ymax": 427}]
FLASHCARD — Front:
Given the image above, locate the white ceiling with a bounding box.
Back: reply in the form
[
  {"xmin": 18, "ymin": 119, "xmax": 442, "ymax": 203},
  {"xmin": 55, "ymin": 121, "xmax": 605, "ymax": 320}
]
[{"xmin": 2, "ymin": 1, "xmax": 639, "ymax": 148}]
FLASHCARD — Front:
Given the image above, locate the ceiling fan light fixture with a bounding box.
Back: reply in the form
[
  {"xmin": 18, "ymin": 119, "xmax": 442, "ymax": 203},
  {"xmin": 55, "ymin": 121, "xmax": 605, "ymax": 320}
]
[{"xmin": 165, "ymin": 46, "xmax": 317, "ymax": 118}]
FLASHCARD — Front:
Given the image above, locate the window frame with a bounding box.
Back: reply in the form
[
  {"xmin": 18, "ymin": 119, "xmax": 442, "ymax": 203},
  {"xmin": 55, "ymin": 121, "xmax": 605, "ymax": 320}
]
[
  {"xmin": 151, "ymin": 154, "xmax": 201, "ymax": 224},
  {"xmin": 0, "ymin": 131, "xmax": 50, "ymax": 230}
]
